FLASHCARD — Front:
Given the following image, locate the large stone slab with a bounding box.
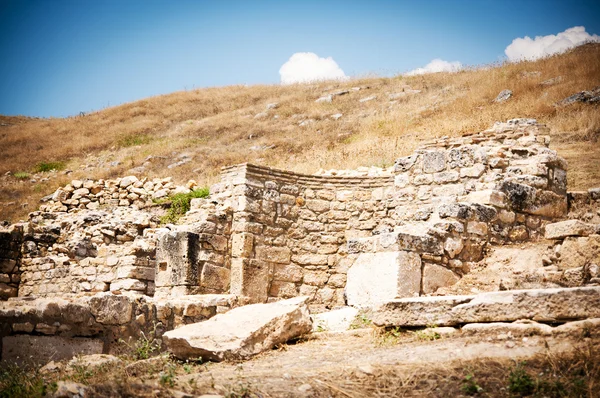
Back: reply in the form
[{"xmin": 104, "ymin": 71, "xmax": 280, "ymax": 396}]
[
  {"xmin": 372, "ymin": 287, "xmax": 600, "ymax": 327},
  {"xmin": 162, "ymin": 296, "xmax": 312, "ymax": 361},
  {"xmin": 2, "ymin": 335, "xmax": 103, "ymax": 365},
  {"xmin": 346, "ymin": 251, "xmax": 421, "ymax": 307},
  {"xmin": 544, "ymin": 220, "xmax": 596, "ymax": 240}
]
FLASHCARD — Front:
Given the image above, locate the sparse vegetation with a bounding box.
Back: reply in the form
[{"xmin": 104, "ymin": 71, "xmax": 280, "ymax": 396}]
[
  {"xmin": 507, "ymin": 361, "xmax": 535, "ymax": 396},
  {"xmin": 0, "ymin": 363, "xmax": 53, "ymax": 398},
  {"xmin": 461, "ymin": 372, "xmax": 484, "ymax": 395},
  {"xmin": 117, "ymin": 134, "xmax": 153, "ymax": 148},
  {"xmin": 12, "ymin": 172, "xmax": 29, "ymax": 179},
  {"xmin": 349, "ymin": 312, "xmax": 372, "ymax": 329},
  {"xmin": 118, "ymin": 323, "xmax": 161, "ymax": 360},
  {"xmin": 34, "ymin": 161, "xmax": 65, "ymax": 173},
  {"xmin": 159, "ymin": 187, "xmax": 210, "ymax": 224}
]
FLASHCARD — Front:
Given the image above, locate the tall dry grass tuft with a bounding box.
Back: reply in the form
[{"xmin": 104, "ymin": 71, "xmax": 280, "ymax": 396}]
[{"xmin": 1, "ymin": 43, "xmax": 599, "ymax": 221}]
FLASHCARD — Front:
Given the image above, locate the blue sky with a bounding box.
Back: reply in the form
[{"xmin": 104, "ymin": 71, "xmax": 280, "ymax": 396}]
[{"xmin": 1, "ymin": 0, "xmax": 599, "ymax": 117}]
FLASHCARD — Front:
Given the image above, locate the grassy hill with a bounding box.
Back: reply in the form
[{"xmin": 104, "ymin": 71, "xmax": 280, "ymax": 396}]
[{"xmin": 1, "ymin": 43, "xmax": 599, "ymax": 222}]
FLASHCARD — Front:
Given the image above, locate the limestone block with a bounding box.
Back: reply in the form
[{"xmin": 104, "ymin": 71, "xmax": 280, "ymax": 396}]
[
  {"xmin": 230, "ymin": 258, "xmax": 270, "ymax": 302},
  {"xmin": 312, "ymin": 307, "xmax": 359, "ymax": 332},
  {"xmin": 422, "ymin": 151, "xmax": 446, "ymax": 173},
  {"xmin": 432, "ymin": 184, "xmax": 465, "ymax": 197},
  {"xmin": 465, "ymin": 190, "xmax": 506, "ymax": 208},
  {"xmin": 269, "ymin": 281, "xmax": 298, "ymax": 298},
  {"xmin": 433, "ymin": 171, "xmax": 459, "ymax": 183},
  {"xmin": 119, "ymin": 175, "xmax": 138, "ymax": 188},
  {"xmin": 460, "ymin": 164, "xmax": 486, "ymax": 178},
  {"xmin": 509, "ymin": 225, "xmax": 529, "ymax": 241},
  {"xmin": 372, "ymin": 287, "xmax": 600, "ymax": 327},
  {"xmin": 394, "ymin": 154, "xmax": 418, "ymax": 172},
  {"xmin": 467, "ymin": 221, "xmax": 488, "ymax": 236},
  {"xmin": 500, "ymin": 181, "xmax": 567, "ymax": 218},
  {"xmin": 395, "ymin": 225, "xmax": 443, "ymax": 255},
  {"xmin": 89, "ymin": 293, "xmax": 134, "ymax": 325},
  {"xmin": 291, "ymin": 254, "xmax": 329, "ymax": 265},
  {"xmin": 231, "ymin": 233, "xmax": 253, "ymax": 258},
  {"xmin": 2, "ymin": 335, "xmax": 103, "ymax": 365},
  {"xmin": 346, "ymin": 251, "xmax": 421, "ymax": 307},
  {"xmin": 110, "ymin": 278, "xmax": 147, "ymax": 292},
  {"xmin": 255, "ymin": 245, "xmax": 291, "ymax": 264},
  {"xmin": 305, "ymin": 199, "xmax": 330, "ymax": 213},
  {"xmin": 303, "ymin": 271, "xmax": 329, "ymax": 286},
  {"xmin": 544, "ymin": 220, "xmax": 596, "ymax": 240},
  {"xmin": 422, "ymin": 263, "xmax": 460, "ymax": 294},
  {"xmin": 116, "ymin": 266, "xmax": 155, "ymax": 280},
  {"xmin": 394, "ymin": 173, "xmax": 410, "ymax": 188},
  {"xmin": 413, "ymin": 174, "xmax": 433, "ymax": 185},
  {"xmin": 273, "ymin": 264, "xmax": 304, "ymax": 282},
  {"xmin": 444, "ymin": 236, "xmax": 463, "ymax": 259},
  {"xmin": 558, "ymin": 235, "xmax": 600, "ymax": 270},
  {"xmin": 156, "ymin": 231, "xmax": 201, "ymax": 287},
  {"xmin": 461, "ymin": 320, "xmax": 553, "ymax": 336},
  {"xmin": 200, "ymin": 264, "xmax": 230, "ymax": 292},
  {"xmin": 163, "ymin": 296, "xmax": 312, "ymax": 361}
]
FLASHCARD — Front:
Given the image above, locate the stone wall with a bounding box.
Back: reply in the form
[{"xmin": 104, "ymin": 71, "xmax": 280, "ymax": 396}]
[
  {"xmin": 175, "ymin": 118, "xmax": 569, "ymax": 308},
  {"xmin": 0, "ymin": 224, "xmax": 23, "ymax": 300},
  {"xmin": 17, "ymin": 208, "xmax": 161, "ymax": 298}
]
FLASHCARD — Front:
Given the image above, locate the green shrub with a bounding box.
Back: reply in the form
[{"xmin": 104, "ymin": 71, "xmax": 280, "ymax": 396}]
[
  {"xmin": 160, "ymin": 187, "xmax": 210, "ymax": 224},
  {"xmin": 0, "ymin": 363, "xmax": 52, "ymax": 398},
  {"xmin": 13, "ymin": 171, "xmax": 30, "ymax": 179},
  {"xmin": 118, "ymin": 134, "xmax": 152, "ymax": 147},
  {"xmin": 508, "ymin": 362, "xmax": 535, "ymax": 396},
  {"xmin": 34, "ymin": 161, "xmax": 65, "ymax": 173},
  {"xmin": 461, "ymin": 373, "xmax": 483, "ymax": 395}
]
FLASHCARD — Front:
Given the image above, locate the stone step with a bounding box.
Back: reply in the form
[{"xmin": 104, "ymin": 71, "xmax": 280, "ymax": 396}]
[{"xmin": 372, "ymin": 286, "xmax": 600, "ymax": 327}]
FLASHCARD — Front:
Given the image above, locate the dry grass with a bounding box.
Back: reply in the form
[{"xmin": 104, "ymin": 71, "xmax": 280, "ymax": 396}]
[{"xmin": 1, "ymin": 43, "xmax": 599, "ymax": 222}]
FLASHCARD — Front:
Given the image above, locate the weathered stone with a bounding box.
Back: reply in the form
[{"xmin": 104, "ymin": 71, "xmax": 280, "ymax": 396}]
[
  {"xmin": 372, "ymin": 287, "xmax": 600, "ymax": 327},
  {"xmin": 312, "ymin": 307, "xmax": 359, "ymax": 332},
  {"xmin": 255, "ymin": 246, "xmax": 291, "ymax": 264},
  {"xmin": 444, "ymin": 237, "xmax": 464, "ymax": 259},
  {"xmin": 2, "ymin": 335, "xmax": 103, "ymax": 365},
  {"xmin": 346, "ymin": 251, "xmax": 421, "ymax": 307},
  {"xmin": 163, "ymin": 296, "xmax": 312, "ymax": 361},
  {"xmin": 422, "ymin": 263, "xmax": 460, "ymax": 294},
  {"xmin": 67, "ymin": 354, "xmax": 123, "ymax": 371},
  {"xmin": 465, "ymin": 190, "xmax": 506, "ymax": 208},
  {"xmin": 231, "ymin": 233, "xmax": 253, "ymax": 258},
  {"xmin": 89, "ymin": 293, "xmax": 134, "ymax": 325},
  {"xmin": 544, "ymin": 220, "xmax": 596, "ymax": 240},
  {"xmin": 461, "ymin": 320, "xmax": 553, "ymax": 336},
  {"xmin": 558, "ymin": 235, "xmax": 600, "ymax": 270},
  {"xmin": 421, "ymin": 151, "xmax": 446, "ymax": 173},
  {"xmin": 394, "ymin": 154, "xmax": 418, "ymax": 172}
]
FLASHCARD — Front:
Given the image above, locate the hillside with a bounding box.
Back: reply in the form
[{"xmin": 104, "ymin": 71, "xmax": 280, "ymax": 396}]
[{"xmin": 1, "ymin": 43, "xmax": 599, "ymax": 222}]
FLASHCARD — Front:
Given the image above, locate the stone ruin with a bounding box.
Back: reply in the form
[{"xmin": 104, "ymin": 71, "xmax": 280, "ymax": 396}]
[{"xmin": 1, "ymin": 118, "xmax": 599, "ymax": 363}]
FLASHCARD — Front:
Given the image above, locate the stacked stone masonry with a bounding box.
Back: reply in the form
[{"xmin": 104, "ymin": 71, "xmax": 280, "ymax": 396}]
[{"xmin": 2, "ymin": 118, "xmax": 600, "ymax": 361}]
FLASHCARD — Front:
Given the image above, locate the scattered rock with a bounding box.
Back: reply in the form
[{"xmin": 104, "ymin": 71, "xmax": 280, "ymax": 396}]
[
  {"xmin": 494, "ymin": 89, "xmax": 512, "ymax": 103},
  {"xmin": 312, "ymin": 307, "xmax": 359, "ymax": 332},
  {"xmin": 557, "ymin": 87, "xmax": 600, "ymax": 106},
  {"xmin": 163, "ymin": 296, "xmax": 312, "ymax": 361},
  {"xmin": 359, "ymin": 95, "xmax": 377, "ymax": 103},
  {"xmin": 331, "ymin": 113, "xmax": 343, "ymax": 120},
  {"xmin": 315, "ymin": 95, "xmax": 333, "ymax": 103}
]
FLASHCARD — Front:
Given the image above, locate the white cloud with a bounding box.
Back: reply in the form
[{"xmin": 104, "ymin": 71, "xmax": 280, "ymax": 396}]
[
  {"xmin": 405, "ymin": 59, "xmax": 463, "ymax": 76},
  {"xmin": 505, "ymin": 26, "xmax": 600, "ymax": 61},
  {"xmin": 279, "ymin": 52, "xmax": 347, "ymax": 84}
]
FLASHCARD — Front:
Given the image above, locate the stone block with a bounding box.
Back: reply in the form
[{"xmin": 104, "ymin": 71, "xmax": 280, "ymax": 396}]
[
  {"xmin": 231, "ymin": 232, "xmax": 254, "ymax": 258},
  {"xmin": 422, "ymin": 151, "xmax": 446, "ymax": 173},
  {"xmin": 312, "ymin": 307, "xmax": 359, "ymax": 332},
  {"xmin": 558, "ymin": 235, "xmax": 600, "ymax": 270},
  {"xmin": 269, "ymin": 281, "xmax": 298, "ymax": 298},
  {"xmin": 422, "ymin": 263, "xmax": 460, "ymax": 294},
  {"xmin": 433, "ymin": 171, "xmax": 459, "ymax": 183},
  {"xmin": 156, "ymin": 231, "xmax": 201, "ymax": 287},
  {"xmin": 2, "ymin": 335, "xmax": 103, "ymax": 365},
  {"xmin": 116, "ymin": 266, "xmax": 155, "ymax": 280},
  {"xmin": 460, "ymin": 164, "xmax": 486, "ymax": 178},
  {"xmin": 372, "ymin": 287, "xmax": 600, "ymax": 327},
  {"xmin": 255, "ymin": 246, "xmax": 291, "ymax": 264},
  {"xmin": 544, "ymin": 220, "xmax": 596, "ymax": 240},
  {"xmin": 110, "ymin": 278, "xmax": 147, "ymax": 292},
  {"xmin": 89, "ymin": 293, "xmax": 134, "ymax": 325},
  {"xmin": 273, "ymin": 264, "xmax": 304, "ymax": 283},
  {"xmin": 200, "ymin": 264, "xmax": 230, "ymax": 292},
  {"xmin": 432, "ymin": 184, "xmax": 465, "ymax": 197},
  {"xmin": 346, "ymin": 251, "xmax": 421, "ymax": 307},
  {"xmin": 465, "ymin": 190, "xmax": 506, "ymax": 208},
  {"xmin": 163, "ymin": 296, "xmax": 312, "ymax": 361},
  {"xmin": 303, "ymin": 271, "xmax": 329, "ymax": 286},
  {"xmin": 230, "ymin": 258, "xmax": 270, "ymax": 302}
]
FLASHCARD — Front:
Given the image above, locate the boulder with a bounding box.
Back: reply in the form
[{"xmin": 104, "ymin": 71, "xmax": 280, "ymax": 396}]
[
  {"xmin": 494, "ymin": 89, "xmax": 512, "ymax": 103},
  {"xmin": 163, "ymin": 296, "xmax": 312, "ymax": 361},
  {"xmin": 544, "ymin": 220, "xmax": 596, "ymax": 239}
]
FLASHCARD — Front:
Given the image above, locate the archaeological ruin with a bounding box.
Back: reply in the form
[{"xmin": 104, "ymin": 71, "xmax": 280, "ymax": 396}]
[{"xmin": 1, "ymin": 118, "xmax": 599, "ymax": 364}]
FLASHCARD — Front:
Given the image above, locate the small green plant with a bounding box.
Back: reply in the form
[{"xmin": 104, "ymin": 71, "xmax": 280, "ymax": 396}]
[
  {"xmin": 376, "ymin": 326, "xmax": 404, "ymax": 346},
  {"xmin": 118, "ymin": 323, "xmax": 161, "ymax": 360},
  {"xmin": 461, "ymin": 373, "xmax": 483, "ymax": 395},
  {"xmin": 508, "ymin": 361, "xmax": 535, "ymax": 396},
  {"xmin": 350, "ymin": 313, "xmax": 372, "ymax": 329},
  {"xmin": 315, "ymin": 323, "xmax": 326, "ymax": 332},
  {"xmin": 414, "ymin": 326, "xmax": 441, "ymax": 341},
  {"xmin": 117, "ymin": 134, "xmax": 152, "ymax": 148},
  {"xmin": 13, "ymin": 171, "xmax": 30, "ymax": 179},
  {"xmin": 159, "ymin": 363, "xmax": 176, "ymax": 387},
  {"xmin": 69, "ymin": 363, "xmax": 94, "ymax": 384},
  {"xmin": 160, "ymin": 187, "xmax": 210, "ymax": 224},
  {"xmin": 0, "ymin": 363, "xmax": 52, "ymax": 398},
  {"xmin": 34, "ymin": 161, "xmax": 65, "ymax": 173}
]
